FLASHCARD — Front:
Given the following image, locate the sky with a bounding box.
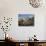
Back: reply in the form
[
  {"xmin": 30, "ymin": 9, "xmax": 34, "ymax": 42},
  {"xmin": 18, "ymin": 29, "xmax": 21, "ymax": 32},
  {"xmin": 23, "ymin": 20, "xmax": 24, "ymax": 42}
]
[{"xmin": 18, "ymin": 14, "xmax": 34, "ymax": 20}]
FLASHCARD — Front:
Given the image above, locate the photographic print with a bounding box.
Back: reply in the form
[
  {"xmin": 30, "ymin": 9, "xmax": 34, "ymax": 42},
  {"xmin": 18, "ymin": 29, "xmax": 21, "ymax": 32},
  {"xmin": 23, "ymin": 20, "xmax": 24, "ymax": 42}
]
[{"xmin": 18, "ymin": 14, "xmax": 34, "ymax": 26}]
